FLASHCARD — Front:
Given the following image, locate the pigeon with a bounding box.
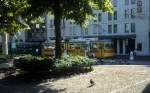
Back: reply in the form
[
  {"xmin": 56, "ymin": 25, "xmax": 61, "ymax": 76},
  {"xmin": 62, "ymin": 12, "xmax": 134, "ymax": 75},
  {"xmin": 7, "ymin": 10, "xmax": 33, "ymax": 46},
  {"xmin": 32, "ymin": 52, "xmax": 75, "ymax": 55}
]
[{"xmin": 90, "ymin": 79, "xmax": 95, "ymax": 85}]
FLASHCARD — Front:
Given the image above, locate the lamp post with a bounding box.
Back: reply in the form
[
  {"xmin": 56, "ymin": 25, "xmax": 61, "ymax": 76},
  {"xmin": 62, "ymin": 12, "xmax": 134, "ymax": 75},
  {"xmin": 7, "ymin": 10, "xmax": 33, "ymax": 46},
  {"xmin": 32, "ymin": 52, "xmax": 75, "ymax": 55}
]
[{"xmin": 65, "ymin": 39, "xmax": 69, "ymax": 55}]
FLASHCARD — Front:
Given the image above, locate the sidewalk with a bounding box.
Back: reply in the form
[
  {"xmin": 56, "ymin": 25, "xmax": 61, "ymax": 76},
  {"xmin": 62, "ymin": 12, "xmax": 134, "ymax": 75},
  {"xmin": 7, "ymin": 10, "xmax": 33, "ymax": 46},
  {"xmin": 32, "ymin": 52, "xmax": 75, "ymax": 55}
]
[
  {"xmin": 95, "ymin": 59, "xmax": 150, "ymax": 65},
  {"xmin": 128, "ymin": 60, "xmax": 150, "ymax": 65}
]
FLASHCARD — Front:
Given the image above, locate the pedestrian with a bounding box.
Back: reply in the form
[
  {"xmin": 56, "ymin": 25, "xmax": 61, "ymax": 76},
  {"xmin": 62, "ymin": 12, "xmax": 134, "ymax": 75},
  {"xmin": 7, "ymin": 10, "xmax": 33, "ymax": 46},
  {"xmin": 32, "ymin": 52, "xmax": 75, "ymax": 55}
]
[
  {"xmin": 129, "ymin": 51, "xmax": 134, "ymax": 60},
  {"xmin": 92, "ymin": 53, "xmax": 95, "ymax": 58},
  {"xmin": 35, "ymin": 48, "xmax": 39, "ymax": 56}
]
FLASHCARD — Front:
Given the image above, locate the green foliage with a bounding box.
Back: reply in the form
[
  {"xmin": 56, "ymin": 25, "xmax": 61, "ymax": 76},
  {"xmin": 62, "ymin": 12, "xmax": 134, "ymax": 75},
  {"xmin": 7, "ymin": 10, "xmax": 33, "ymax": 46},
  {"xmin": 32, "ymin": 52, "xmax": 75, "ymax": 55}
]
[
  {"xmin": 53, "ymin": 55, "xmax": 94, "ymax": 75},
  {"xmin": 55, "ymin": 55, "xmax": 94, "ymax": 68},
  {"xmin": 26, "ymin": 0, "xmax": 113, "ymax": 58},
  {"xmin": 27, "ymin": 0, "xmax": 113, "ymax": 27},
  {"xmin": 14, "ymin": 55, "xmax": 54, "ymax": 73},
  {"xmin": 0, "ymin": 55, "xmax": 13, "ymax": 63},
  {"xmin": 62, "ymin": 0, "xmax": 113, "ymax": 27},
  {"xmin": 0, "ymin": 0, "xmax": 30, "ymax": 34},
  {"xmin": 14, "ymin": 54, "xmax": 94, "ymax": 76},
  {"xmin": 0, "ymin": 54, "xmax": 12, "ymax": 59}
]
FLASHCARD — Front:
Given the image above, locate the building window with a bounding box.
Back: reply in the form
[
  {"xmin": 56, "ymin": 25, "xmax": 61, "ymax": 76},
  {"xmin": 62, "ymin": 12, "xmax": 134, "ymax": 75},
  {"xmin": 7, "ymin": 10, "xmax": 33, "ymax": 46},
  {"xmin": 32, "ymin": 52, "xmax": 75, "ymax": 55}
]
[
  {"xmin": 125, "ymin": 9, "xmax": 130, "ymax": 19},
  {"xmin": 125, "ymin": 0, "xmax": 129, "ymax": 5},
  {"xmin": 131, "ymin": 0, "xmax": 136, "ymax": 4},
  {"xmin": 98, "ymin": 25, "xmax": 102, "ymax": 34},
  {"xmin": 51, "ymin": 29, "xmax": 54, "ymax": 37},
  {"xmin": 137, "ymin": 0, "xmax": 143, "ymax": 14},
  {"xmin": 50, "ymin": 20, "xmax": 53, "ymax": 27},
  {"xmin": 69, "ymin": 27, "xmax": 73, "ymax": 36},
  {"xmin": 108, "ymin": 13, "xmax": 112, "ymax": 21},
  {"xmin": 113, "ymin": 24, "xmax": 117, "ymax": 33},
  {"xmin": 125, "ymin": 23, "xmax": 130, "ymax": 33},
  {"xmin": 137, "ymin": 43, "xmax": 142, "ymax": 51},
  {"xmin": 62, "ymin": 19, "xmax": 65, "ymax": 28},
  {"xmin": 81, "ymin": 28, "xmax": 84, "ymax": 35},
  {"xmin": 98, "ymin": 13, "xmax": 102, "ymax": 22},
  {"xmin": 114, "ymin": 11, "xmax": 117, "ymax": 20},
  {"xmin": 85, "ymin": 28, "xmax": 88, "ymax": 35},
  {"xmin": 108, "ymin": 25, "xmax": 112, "ymax": 33},
  {"xmin": 93, "ymin": 14, "xmax": 97, "ymax": 22},
  {"xmin": 131, "ymin": 8, "xmax": 136, "ymax": 18},
  {"xmin": 113, "ymin": 0, "xmax": 117, "ymax": 7},
  {"xmin": 73, "ymin": 26, "xmax": 76, "ymax": 35},
  {"xmin": 93, "ymin": 24, "xmax": 98, "ymax": 34},
  {"xmin": 131, "ymin": 23, "xmax": 135, "ymax": 33}
]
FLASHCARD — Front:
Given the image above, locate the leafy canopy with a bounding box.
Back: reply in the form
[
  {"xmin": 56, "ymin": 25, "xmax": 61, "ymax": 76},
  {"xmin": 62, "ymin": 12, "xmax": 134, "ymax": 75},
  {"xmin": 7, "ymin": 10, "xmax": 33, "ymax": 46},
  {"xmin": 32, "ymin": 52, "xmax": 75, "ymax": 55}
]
[
  {"xmin": 26, "ymin": 0, "xmax": 113, "ymax": 27},
  {"xmin": 0, "ymin": 0, "xmax": 113, "ymax": 33},
  {"xmin": 0, "ymin": 0, "xmax": 30, "ymax": 34}
]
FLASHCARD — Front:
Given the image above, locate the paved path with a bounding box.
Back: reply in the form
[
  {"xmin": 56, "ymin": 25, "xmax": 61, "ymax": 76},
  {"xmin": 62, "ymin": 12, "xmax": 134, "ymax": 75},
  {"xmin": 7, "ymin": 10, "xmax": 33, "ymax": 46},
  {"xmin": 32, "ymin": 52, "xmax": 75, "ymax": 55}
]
[
  {"xmin": 95, "ymin": 59, "xmax": 150, "ymax": 65},
  {"xmin": 128, "ymin": 60, "xmax": 150, "ymax": 65},
  {"xmin": 0, "ymin": 65, "xmax": 150, "ymax": 93},
  {"xmin": 40, "ymin": 65, "xmax": 150, "ymax": 93}
]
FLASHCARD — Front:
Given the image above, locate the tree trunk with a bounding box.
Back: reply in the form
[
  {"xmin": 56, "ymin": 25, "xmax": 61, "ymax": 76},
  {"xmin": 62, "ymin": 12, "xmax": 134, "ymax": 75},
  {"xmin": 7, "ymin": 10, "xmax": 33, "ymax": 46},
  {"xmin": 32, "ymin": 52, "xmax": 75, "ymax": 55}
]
[
  {"xmin": 54, "ymin": 6, "xmax": 62, "ymax": 59},
  {"xmin": 2, "ymin": 32, "xmax": 8, "ymax": 55}
]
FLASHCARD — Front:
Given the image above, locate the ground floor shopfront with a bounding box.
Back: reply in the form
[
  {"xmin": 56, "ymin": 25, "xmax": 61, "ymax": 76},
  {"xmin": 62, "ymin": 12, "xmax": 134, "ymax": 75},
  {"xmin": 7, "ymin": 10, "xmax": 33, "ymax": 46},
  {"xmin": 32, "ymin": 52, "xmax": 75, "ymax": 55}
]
[
  {"xmin": 99, "ymin": 34, "xmax": 150, "ymax": 56},
  {"xmin": 99, "ymin": 35, "xmax": 136, "ymax": 56},
  {"xmin": 113, "ymin": 38, "xmax": 135, "ymax": 55}
]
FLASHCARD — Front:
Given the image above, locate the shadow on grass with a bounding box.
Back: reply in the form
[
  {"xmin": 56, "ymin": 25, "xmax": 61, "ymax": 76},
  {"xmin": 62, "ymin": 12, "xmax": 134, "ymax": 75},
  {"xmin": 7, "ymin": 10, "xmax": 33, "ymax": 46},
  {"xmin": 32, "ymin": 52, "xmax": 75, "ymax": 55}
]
[{"xmin": 142, "ymin": 83, "xmax": 150, "ymax": 93}]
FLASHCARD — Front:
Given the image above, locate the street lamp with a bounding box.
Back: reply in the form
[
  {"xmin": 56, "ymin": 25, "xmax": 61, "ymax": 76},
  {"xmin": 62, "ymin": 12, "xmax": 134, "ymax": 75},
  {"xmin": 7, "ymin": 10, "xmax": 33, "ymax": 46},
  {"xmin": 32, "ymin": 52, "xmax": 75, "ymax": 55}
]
[
  {"xmin": 36, "ymin": 24, "xmax": 40, "ymax": 29},
  {"xmin": 65, "ymin": 39, "xmax": 69, "ymax": 55}
]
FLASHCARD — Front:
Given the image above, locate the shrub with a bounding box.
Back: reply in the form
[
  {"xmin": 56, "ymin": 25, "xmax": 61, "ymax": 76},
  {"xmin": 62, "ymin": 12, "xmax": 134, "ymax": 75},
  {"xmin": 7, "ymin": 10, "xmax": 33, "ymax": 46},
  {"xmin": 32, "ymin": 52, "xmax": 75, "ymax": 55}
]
[
  {"xmin": 14, "ymin": 54, "xmax": 94, "ymax": 77},
  {"xmin": 52, "ymin": 55, "xmax": 94, "ymax": 75},
  {"xmin": 14, "ymin": 55, "xmax": 54, "ymax": 73},
  {"xmin": 0, "ymin": 55, "xmax": 13, "ymax": 63}
]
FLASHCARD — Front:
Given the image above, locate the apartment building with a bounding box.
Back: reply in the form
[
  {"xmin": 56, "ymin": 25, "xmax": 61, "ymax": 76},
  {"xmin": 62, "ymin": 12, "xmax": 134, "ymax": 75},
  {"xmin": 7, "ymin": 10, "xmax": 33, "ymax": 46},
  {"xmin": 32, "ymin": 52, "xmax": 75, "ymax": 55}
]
[
  {"xmin": 103, "ymin": 0, "xmax": 150, "ymax": 56},
  {"xmin": 45, "ymin": 0, "xmax": 150, "ymax": 56},
  {"xmin": 0, "ymin": 0, "xmax": 149, "ymax": 56}
]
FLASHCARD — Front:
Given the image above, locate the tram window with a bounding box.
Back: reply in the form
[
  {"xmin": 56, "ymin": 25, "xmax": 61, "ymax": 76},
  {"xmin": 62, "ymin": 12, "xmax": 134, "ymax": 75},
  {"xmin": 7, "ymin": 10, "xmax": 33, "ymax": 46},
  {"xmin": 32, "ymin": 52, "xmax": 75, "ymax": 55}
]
[
  {"xmin": 93, "ymin": 44, "xmax": 98, "ymax": 49},
  {"xmin": 84, "ymin": 45, "xmax": 87, "ymax": 49},
  {"xmin": 75, "ymin": 46, "xmax": 78, "ymax": 49},
  {"xmin": 44, "ymin": 46, "xmax": 47, "ymax": 49},
  {"xmin": 98, "ymin": 44, "xmax": 103, "ymax": 48},
  {"xmin": 105, "ymin": 44, "xmax": 113, "ymax": 48}
]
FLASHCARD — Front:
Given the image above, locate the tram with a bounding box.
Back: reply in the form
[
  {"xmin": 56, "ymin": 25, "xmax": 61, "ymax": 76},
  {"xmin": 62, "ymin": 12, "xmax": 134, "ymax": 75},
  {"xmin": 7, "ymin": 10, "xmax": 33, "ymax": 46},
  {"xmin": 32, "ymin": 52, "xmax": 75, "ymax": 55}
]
[
  {"xmin": 41, "ymin": 41, "xmax": 55, "ymax": 56},
  {"xmin": 88, "ymin": 39, "xmax": 114, "ymax": 58},
  {"xmin": 41, "ymin": 39, "xmax": 114, "ymax": 58}
]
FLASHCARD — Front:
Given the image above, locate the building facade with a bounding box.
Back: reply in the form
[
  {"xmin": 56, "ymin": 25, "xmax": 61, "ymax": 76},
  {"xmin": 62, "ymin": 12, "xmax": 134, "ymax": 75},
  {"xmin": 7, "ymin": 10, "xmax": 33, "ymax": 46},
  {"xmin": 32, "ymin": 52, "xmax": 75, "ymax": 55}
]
[
  {"xmin": 0, "ymin": 0, "xmax": 149, "ymax": 56},
  {"xmin": 45, "ymin": 0, "xmax": 150, "ymax": 56}
]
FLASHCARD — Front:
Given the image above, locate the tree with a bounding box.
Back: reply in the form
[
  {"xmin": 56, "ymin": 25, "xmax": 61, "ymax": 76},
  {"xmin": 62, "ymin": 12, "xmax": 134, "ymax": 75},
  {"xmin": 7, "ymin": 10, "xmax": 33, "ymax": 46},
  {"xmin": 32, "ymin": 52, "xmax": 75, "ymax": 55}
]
[
  {"xmin": 0, "ymin": 0, "xmax": 30, "ymax": 55},
  {"xmin": 26, "ymin": 0, "xmax": 113, "ymax": 58}
]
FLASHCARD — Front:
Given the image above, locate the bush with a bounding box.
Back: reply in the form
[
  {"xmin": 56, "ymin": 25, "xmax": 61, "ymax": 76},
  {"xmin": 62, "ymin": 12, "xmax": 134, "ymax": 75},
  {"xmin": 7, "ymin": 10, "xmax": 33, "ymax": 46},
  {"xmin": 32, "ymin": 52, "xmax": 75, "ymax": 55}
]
[
  {"xmin": 14, "ymin": 54, "xmax": 94, "ymax": 77},
  {"xmin": 52, "ymin": 55, "xmax": 94, "ymax": 75},
  {"xmin": 14, "ymin": 55, "xmax": 54, "ymax": 73},
  {"xmin": 0, "ymin": 55, "xmax": 13, "ymax": 63}
]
